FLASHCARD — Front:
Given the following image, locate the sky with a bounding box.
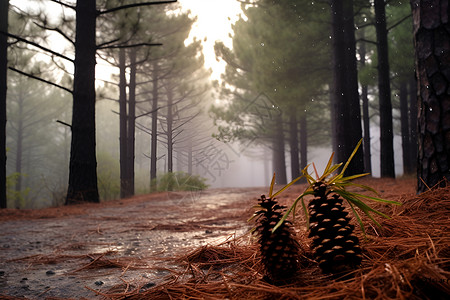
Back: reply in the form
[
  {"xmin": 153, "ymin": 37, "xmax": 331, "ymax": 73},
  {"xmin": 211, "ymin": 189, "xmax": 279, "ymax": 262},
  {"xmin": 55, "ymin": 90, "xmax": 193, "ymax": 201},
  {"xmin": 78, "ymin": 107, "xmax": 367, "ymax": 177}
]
[
  {"xmin": 178, "ymin": 0, "xmax": 242, "ymax": 80},
  {"xmin": 9, "ymin": 0, "xmax": 243, "ymax": 83}
]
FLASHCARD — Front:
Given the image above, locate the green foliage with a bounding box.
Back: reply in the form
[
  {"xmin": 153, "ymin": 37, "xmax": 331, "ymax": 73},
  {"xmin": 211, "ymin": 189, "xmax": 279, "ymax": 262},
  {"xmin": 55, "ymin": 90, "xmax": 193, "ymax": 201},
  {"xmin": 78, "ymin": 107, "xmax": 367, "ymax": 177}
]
[
  {"xmin": 212, "ymin": 2, "xmax": 332, "ymax": 147},
  {"xmin": 274, "ymin": 139, "xmax": 402, "ymax": 235},
  {"xmin": 6, "ymin": 172, "xmax": 29, "ymax": 208},
  {"xmin": 152, "ymin": 172, "xmax": 208, "ymax": 192},
  {"xmin": 97, "ymin": 151, "xmax": 120, "ymax": 201}
]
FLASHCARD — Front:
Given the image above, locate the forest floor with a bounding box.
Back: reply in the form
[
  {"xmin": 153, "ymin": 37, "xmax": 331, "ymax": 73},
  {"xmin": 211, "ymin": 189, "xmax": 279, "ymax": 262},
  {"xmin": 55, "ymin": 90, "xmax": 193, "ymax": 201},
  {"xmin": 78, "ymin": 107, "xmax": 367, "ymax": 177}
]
[{"xmin": 0, "ymin": 176, "xmax": 448, "ymax": 299}]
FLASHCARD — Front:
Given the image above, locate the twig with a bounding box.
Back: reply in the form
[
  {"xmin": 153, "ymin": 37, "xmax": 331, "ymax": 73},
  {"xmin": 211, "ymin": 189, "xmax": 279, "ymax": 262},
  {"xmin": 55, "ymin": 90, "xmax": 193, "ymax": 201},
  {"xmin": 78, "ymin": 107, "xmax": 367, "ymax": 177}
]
[{"xmin": 9, "ymin": 67, "xmax": 73, "ymax": 94}]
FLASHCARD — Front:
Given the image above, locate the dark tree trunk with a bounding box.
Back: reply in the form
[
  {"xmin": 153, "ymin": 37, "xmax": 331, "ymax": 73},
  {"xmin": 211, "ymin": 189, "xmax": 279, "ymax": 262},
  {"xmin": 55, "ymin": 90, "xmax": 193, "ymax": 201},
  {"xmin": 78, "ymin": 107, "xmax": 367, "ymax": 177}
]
[
  {"xmin": 272, "ymin": 114, "xmax": 287, "ymax": 185},
  {"xmin": 399, "ymin": 82, "xmax": 414, "ymax": 174},
  {"xmin": 362, "ymin": 85, "xmax": 372, "ymax": 174},
  {"xmin": 289, "ymin": 110, "xmax": 300, "ymax": 181},
  {"xmin": 0, "ymin": 0, "xmax": 8, "ymax": 208},
  {"xmin": 150, "ymin": 62, "xmax": 159, "ymax": 191},
  {"xmin": 299, "ymin": 114, "xmax": 307, "ymax": 170},
  {"xmin": 166, "ymin": 88, "xmax": 174, "ymax": 191},
  {"xmin": 411, "ymin": 0, "xmax": 450, "ymax": 192},
  {"xmin": 330, "ymin": 0, "xmax": 364, "ymax": 174},
  {"xmin": 15, "ymin": 95, "xmax": 23, "ymax": 196},
  {"xmin": 119, "ymin": 48, "xmax": 129, "ymax": 198},
  {"xmin": 375, "ymin": 0, "xmax": 395, "ymax": 178},
  {"xmin": 66, "ymin": 0, "xmax": 99, "ymax": 204},
  {"xmin": 127, "ymin": 48, "xmax": 137, "ymax": 196},
  {"xmin": 187, "ymin": 139, "xmax": 192, "ymax": 175},
  {"xmin": 358, "ymin": 28, "xmax": 372, "ymax": 174},
  {"xmin": 408, "ymin": 76, "xmax": 418, "ymax": 169}
]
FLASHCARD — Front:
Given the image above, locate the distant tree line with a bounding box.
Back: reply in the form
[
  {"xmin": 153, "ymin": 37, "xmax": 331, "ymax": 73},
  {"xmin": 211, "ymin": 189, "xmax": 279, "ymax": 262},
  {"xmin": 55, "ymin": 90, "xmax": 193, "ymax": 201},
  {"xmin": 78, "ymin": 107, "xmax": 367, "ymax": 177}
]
[
  {"xmin": 0, "ymin": 0, "xmax": 215, "ymax": 208},
  {"xmin": 211, "ymin": 0, "xmax": 434, "ymax": 186},
  {"xmin": 0, "ymin": 0, "xmax": 449, "ymax": 208}
]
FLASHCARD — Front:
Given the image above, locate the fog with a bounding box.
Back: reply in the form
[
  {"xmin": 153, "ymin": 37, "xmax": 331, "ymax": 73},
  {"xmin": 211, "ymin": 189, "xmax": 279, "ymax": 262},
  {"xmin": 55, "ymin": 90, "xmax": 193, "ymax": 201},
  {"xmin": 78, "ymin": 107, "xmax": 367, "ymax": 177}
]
[{"xmin": 4, "ymin": 0, "xmax": 414, "ymax": 208}]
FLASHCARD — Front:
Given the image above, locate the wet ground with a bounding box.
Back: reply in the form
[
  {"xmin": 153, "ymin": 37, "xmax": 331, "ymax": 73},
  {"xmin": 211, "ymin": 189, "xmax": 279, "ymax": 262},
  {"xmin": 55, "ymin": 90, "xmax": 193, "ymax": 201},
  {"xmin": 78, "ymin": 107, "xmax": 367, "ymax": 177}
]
[{"xmin": 0, "ymin": 187, "xmax": 265, "ymax": 299}]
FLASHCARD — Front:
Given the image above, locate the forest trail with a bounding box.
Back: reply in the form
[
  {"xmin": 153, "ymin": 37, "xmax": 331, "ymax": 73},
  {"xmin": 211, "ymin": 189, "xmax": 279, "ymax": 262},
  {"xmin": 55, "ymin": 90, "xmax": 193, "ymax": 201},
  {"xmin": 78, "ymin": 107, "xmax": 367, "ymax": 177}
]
[
  {"xmin": 0, "ymin": 187, "xmax": 265, "ymax": 298},
  {"xmin": 0, "ymin": 178, "xmax": 415, "ymax": 299}
]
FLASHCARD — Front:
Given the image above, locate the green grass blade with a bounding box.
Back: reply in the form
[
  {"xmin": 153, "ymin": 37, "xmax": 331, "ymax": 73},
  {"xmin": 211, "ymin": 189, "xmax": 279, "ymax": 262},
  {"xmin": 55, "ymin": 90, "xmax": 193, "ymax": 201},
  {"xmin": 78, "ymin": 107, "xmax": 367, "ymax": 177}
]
[
  {"xmin": 301, "ymin": 196, "xmax": 309, "ymax": 229},
  {"xmin": 272, "ymin": 190, "xmax": 314, "ymax": 233},
  {"xmin": 340, "ymin": 191, "xmax": 391, "ymax": 220},
  {"xmin": 269, "ymin": 173, "xmax": 276, "ymax": 198},
  {"xmin": 322, "ymin": 152, "xmax": 335, "ymax": 175},
  {"xmin": 272, "ymin": 175, "xmax": 303, "ymax": 198},
  {"xmin": 340, "ymin": 173, "xmax": 370, "ymax": 182},
  {"xmin": 340, "ymin": 138, "xmax": 362, "ymax": 176},
  {"xmin": 348, "ymin": 201, "xmax": 366, "ymax": 236},
  {"xmin": 273, "ymin": 195, "xmax": 303, "ymax": 232},
  {"xmin": 350, "ymin": 192, "xmax": 402, "ymax": 206}
]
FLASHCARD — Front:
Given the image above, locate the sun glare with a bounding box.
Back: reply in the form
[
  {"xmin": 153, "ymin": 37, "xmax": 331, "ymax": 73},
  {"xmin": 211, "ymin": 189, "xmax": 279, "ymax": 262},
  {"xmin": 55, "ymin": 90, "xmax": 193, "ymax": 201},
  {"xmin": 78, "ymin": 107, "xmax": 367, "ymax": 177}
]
[{"xmin": 179, "ymin": 0, "xmax": 242, "ymax": 80}]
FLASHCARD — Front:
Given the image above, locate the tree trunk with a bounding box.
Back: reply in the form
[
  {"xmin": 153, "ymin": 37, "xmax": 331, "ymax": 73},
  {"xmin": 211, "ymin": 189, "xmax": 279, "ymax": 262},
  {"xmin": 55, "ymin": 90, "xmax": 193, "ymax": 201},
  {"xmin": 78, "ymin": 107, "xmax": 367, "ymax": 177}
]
[
  {"xmin": 150, "ymin": 62, "xmax": 159, "ymax": 191},
  {"xmin": 127, "ymin": 48, "xmax": 137, "ymax": 196},
  {"xmin": 399, "ymin": 81, "xmax": 414, "ymax": 174},
  {"xmin": 166, "ymin": 88, "xmax": 174, "ymax": 191},
  {"xmin": 272, "ymin": 114, "xmax": 287, "ymax": 185},
  {"xmin": 15, "ymin": 93, "xmax": 23, "ymax": 196},
  {"xmin": 411, "ymin": 0, "xmax": 450, "ymax": 192},
  {"xmin": 187, "ymin": 139, "xmax": 192, "ymax": 175},
  {"xmin": 330, "ymin": 0, "xmax": 364, "ymax": 174},
  {"xmin": 358, "ymin": 28, "xmax": 372, "ymax": 174},
  {"xmin": 0, "ymin": 0, "xmax": 8, "ymax": 208},
  {"xmin": 119, "ymin": 47, "xmax": 129, "ymax": 198},
  {"xmin": 299, "ymin": 114, "xmax": 307, "ymax": 170},
  {"xmin": 408, "ymin": 76, "xmax": 418, "ymax": 171},
  {"xmin": 66, "ymin": 0, "xmax": 99, "ymax": 204},
  {"xmin": 288, "ymin": 110, "xmax": 300, "ymax": 181},
  {"xmin": 375, "ymin": 0, "xmax": 395, "ymax": 178}
]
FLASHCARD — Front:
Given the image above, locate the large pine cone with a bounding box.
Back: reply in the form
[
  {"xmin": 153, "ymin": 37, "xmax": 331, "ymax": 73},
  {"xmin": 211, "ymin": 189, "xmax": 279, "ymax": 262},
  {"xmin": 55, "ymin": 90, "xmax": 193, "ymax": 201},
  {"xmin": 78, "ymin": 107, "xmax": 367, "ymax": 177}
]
[
  {"xmin": 308, "ymin": 182, "xmax": 362, "ymax": 273},
  {"xmin": 253, "ymin": 195, "xmax": 300, "ymax": 282}
]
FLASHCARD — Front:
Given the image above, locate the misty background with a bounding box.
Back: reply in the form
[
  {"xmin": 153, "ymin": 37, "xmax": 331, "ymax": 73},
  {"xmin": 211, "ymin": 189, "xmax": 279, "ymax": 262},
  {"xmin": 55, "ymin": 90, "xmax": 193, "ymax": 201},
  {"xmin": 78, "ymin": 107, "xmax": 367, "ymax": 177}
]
[{"xmin": 4, "ymin": 0, "xmax": 413, "ymax": 208}]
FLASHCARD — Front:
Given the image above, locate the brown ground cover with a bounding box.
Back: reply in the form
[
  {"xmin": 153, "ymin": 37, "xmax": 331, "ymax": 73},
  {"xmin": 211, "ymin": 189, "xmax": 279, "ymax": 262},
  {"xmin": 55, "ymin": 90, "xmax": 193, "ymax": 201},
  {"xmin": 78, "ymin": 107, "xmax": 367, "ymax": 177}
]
[{"xmin": 1, "ymin": 177, "xmax": 449, "ymax": 299}]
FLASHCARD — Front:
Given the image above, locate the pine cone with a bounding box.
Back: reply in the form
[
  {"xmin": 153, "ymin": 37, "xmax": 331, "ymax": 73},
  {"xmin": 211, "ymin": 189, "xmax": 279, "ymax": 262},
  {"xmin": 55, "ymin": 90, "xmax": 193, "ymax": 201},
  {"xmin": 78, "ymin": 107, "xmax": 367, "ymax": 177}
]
[
  {"xmin": 308, "ymin": 182, "xmax": 362, "ymax": 273},
  {"xmin": 253, "ymin": 195, "xmax": 300, "ymax": 282}
]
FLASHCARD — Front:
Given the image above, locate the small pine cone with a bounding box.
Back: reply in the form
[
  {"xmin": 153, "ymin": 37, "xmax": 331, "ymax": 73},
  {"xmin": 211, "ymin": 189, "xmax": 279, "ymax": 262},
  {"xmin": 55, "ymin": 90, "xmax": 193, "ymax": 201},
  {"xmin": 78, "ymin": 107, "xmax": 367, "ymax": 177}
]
[
  {"xmin": 308, "ymin": 182, "xmax": 362, "ymax": 274},
  {"xmin": 253, "ymin": 195, "xmax": 300, "ymax": 282}
]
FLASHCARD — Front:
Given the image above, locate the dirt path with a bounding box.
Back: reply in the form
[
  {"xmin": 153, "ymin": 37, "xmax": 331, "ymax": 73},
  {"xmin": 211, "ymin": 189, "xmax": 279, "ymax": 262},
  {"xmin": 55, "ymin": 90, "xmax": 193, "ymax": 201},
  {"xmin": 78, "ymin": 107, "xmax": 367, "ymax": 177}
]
[
  {"xmin": 0, "ymin": 187, "xmax": 265, "ymax": 299},
  {"xmin": 0, "ymin": 178, "xmax": 417, "ymax": 299}
]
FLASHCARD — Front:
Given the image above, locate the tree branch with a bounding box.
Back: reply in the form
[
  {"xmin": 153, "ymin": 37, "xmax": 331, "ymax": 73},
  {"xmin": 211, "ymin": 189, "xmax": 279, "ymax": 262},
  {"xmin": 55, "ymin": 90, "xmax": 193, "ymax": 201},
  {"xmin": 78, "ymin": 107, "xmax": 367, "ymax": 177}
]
[
  {"xmin": 387, "ymin": 13, "xmax": 412, "ymax": 32},
  {"xmin": 98, "ymin": 0, "xmax": 177, "ymax": 15},
  {"xmin": 5, "ymin": 32, "xmax": 74, "ymax": 62},
  {"xmin": 9, "ymin": 67, "xmax": 73, "ymax": 94},
  {"xmin": 98, "ymin": 42, "xmax": 162, "ymax": 50},
  {"xmin": 356, "ymin": 37, "xmax": 378, "ymax": 46},
  {"xmin": 56, "ymin": 120, "xmax": 72, "ymax": 128},
  {"xmin": 33, "ymin": 21, "xmax": 75, "ymax": 45},
  {"xmin": 47, "ymin": 0, "xmax": 76, "ymax": 10}
]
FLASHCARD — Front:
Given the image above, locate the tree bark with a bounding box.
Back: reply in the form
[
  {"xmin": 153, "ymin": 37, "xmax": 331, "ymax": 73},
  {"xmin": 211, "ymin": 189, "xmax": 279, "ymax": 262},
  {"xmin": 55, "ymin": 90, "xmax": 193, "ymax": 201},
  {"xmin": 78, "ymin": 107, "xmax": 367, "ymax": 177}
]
[
  {"xmin": 375, "ymin": 0, "xmax": 395, "ymax": 178},
  {"xmin": 150, "ymin": 62, "xmax": 159, "ymax": 191},
  {"xmin": 127, "ymin": 48, "xmax": 137, "ymax": 196},
  {"xmin": 272, "ymin": 114, "xmax": 287, "ymax": 185},
  {"xmin": 166, "ymin": 87, "xmax": 174, "ymax": 191},
  {"xmin": 399, "ymin": 82, "xmax": 414, "ymax": 174},
  {"xmin": 119, "ymin": 48, "xmax": 129, "ymax": 198},
  {"xmin": 299, "ymin": 114, "xmax": 307, "ymax": 179},
  {"xmin": 167, "ymin": 88, "xmax": 173, "ymax": 174},
  {"xmin": 0, "ymin": 0, "xmax": 8, "ymax": 208},
  {"xmin": 289, "ymin": 110, "xmax": 300, "ymax": 181},
  {"xmin": 66, "ymin": 0, "xmax": 99, "ymax": 204},
  {"xmin": 408, "ymin": 76, "xmax": 418, "ymax": 170},
  {"xmin": 358, "ymin": 28, "xmax": 372, "ymax": 174},
  {"xmin": 15, "ymin": 92, "xmax": 23, "ymax": 197},
  {"xmin": 411, "ymin": 0, "xmax": 450, "ymax": 192},
  {"xmin": 330, "ymin": 0, "xmax": 364, "ymax": 174}
]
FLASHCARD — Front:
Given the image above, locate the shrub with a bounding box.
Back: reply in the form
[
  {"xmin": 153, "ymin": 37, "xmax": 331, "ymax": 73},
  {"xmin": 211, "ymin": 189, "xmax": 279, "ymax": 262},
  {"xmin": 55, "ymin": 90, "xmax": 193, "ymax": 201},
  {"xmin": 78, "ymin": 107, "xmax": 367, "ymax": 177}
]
[{"xmin": 154, "ymin": 172, "xmax": 208, "ymax": 192}]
